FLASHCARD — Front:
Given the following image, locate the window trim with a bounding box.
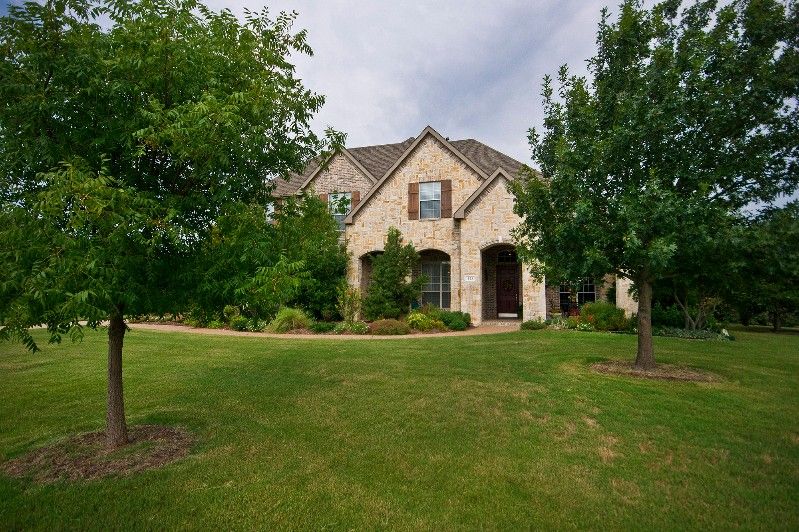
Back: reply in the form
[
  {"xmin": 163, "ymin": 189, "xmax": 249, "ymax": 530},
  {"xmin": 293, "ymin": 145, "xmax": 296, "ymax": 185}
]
[{"xmin": 418, "ymin": 181, "xmax": 442, "ymax": 220}]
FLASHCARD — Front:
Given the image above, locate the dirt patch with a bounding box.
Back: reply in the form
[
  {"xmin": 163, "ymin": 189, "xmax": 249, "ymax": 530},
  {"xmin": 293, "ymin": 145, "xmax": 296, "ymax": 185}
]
[
  {"xmin": 1, "ymin": 425, "xmax": 192, "ymax": 483},
  {"xmin": 590, "ymin": 360, "xmax": 720, "ymax": 382}
]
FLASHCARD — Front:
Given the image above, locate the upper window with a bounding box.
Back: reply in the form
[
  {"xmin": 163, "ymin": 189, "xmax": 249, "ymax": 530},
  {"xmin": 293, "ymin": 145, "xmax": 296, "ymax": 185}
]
[
  {"xmin": 328, "ymin": 192, "xmax": 351, "ymax": 232},
  {"xmin": 419, "ymin": 181, "xmax": 441, "ymax": 219}
]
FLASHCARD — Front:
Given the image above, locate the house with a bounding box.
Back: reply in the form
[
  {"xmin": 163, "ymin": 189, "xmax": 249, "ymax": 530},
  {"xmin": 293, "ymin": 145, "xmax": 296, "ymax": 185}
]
[{"xmin": 275, "ymin": 126, "xmax": 637, "ymax": 325}]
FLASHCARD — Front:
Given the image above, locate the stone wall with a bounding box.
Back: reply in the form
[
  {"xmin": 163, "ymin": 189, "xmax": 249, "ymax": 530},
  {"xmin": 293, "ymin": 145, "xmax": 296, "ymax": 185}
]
[
  {"xmin": 304, "ymin": 153, "xmax": 374, "ymax": 199},
  {"xmin": 616, "ymin": 277, "xmax": 638, "ymax": 316}
]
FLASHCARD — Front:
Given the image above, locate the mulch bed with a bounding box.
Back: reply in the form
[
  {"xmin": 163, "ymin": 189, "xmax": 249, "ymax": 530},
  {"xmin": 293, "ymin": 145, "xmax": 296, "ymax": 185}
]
[
  {"xmin": 1, "ymin": 425, "xmax": 192, "ymax": 483},
  {"xmin": 590, "ymin": 360, "xmax": 720, "ymax": 382}
]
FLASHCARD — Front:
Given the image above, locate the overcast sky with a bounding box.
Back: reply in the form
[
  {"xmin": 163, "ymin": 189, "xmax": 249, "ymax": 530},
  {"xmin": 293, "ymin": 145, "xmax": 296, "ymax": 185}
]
[{"xmin": 200, "ymin": 0, "xmax": 609, "ymax": 164}]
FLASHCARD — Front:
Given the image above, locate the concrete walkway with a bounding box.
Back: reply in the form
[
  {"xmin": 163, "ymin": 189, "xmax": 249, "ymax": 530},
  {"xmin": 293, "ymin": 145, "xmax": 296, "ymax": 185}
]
[{"xmin": 129, "ymin": 321, "xmax": 521, "ymax": 340}]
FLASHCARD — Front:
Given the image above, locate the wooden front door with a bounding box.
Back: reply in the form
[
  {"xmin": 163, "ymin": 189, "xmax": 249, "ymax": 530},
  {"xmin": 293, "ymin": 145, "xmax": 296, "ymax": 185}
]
[{"xmin": 496, "ymin": 264, "xmax": 519, "ymax": 317}]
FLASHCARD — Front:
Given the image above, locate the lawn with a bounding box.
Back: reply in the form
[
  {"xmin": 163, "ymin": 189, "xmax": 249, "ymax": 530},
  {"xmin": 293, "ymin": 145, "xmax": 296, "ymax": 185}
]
[{"xmin": 1, "ymin": 327, "xmax": 798, "ymax": 530}]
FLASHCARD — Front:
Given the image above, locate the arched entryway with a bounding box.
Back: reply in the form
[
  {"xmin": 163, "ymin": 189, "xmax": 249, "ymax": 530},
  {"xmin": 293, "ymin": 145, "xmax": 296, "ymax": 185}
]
[
  {"xmin": 481, "ymin": 244, "xmax": 522, "ymax": 320},
  {"xmin": 414, "ymin": 249, "xmax": 451, "ymax": 309},
  {"xmin": 359, "ymin": 251, "xmax": 383, "ymax": 297}
]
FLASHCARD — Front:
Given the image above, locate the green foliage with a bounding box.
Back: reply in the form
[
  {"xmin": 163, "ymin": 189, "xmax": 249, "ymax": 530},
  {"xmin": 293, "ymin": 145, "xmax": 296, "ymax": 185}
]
[
  {"xmin": 521, "ymin": 319, "xmax": 549, "ymax": 331},
  {"xmin": 308, "ymin": 321, "xmax": 337, "ymax": 334},
  {"xmin": 223, "ymin": 305, "xmax": 240, "ymax": 322},
  {"xmin": 207, "ymin": 320, "xmax": 224, "ymax": 329},
  {"xmin": 368, "ymin": 319, "xmax": 411, "ymax": 335},
  {"xmin": 362, "ymin": 228, "xmax": 425, "ymax": 320},
  {"xmin": 406, "ymin": 311, "xmax": 435, "ymax": 331},
  {"xmin": 336, "ymin": 284, "xmax": 362, "ymax": 325},
  {"xmin": 565, "ymin": 317, "xmax": 579, "ymax": 330},
  {"xmin": 0, "ymin": 0, "xmax": 337, "ymax": 350},
  {"xmin": 418, "ymin": 305, "xmax": 471, "ymax": 331},
  {"xmin": 580, "ymin": 301, "xmax": 628, "ymax": 331},
  {"xmin": 267, "ymin": 308, "xmax": 311, "ymax": 333},
  {"xmin": 726, "ymin": 202, "xmax": 799, "ymax": 331},
  {"xmin": 229, "ymin": 315, "xmax": 250, "ymax": 332},
  {"xmin": 333, "ymin": 321, "xmax": 369, "ymax": 335},
  {"xmin": 510, "ymin": 0, "xmax": 797, "ymax": 365},
  {"xmin": 651, "ymin": 303, "xmax": 684, "ymax": 328},
  {"xmin": 237, "ymin": 254, "xmax": 308, "ymax": 320}
]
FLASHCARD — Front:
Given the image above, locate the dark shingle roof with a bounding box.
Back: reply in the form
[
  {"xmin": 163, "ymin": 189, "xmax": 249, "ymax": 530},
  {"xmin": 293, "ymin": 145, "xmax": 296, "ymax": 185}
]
[{"xmin": 272, "ymin": 133, "xmax": 526, "ymax": 197}]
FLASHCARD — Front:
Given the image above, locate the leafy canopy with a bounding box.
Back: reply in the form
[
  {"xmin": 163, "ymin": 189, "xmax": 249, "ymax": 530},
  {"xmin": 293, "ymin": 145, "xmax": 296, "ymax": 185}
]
[
  {"xmin": 363, "ymin": 227, "xmax": 425, "ymax": 320},
  {"xmin": 0, "ymin": 0, "xmax": 340, "ymax": 346}
]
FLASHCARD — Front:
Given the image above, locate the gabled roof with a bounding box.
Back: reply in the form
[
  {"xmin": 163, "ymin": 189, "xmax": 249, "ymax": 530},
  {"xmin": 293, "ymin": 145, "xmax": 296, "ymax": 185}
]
[
  {"xmin": 273, "ymin": 127, "xmax": 527, "ymax": 201},
  {"xmin": 454, "ymin": 168, "xmax": 512, "ymax": 219}
]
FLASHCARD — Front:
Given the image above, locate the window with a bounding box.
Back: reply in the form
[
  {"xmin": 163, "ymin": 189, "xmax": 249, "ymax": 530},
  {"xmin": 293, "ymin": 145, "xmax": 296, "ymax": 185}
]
[
  {"xmin": 421, "ymin": 261, "xmax": 450, "ymax": 309},
  {"xmin": 328, "ymin": 192, "xmax": 351, "ymax": 232},
  {"xmin": 419, "ymin": 181, "xmax": 441, "ymax": 219},
  {"xmin": 559, "ymin": 277, "xmax": 596, "ymax": 313},
  {"xmin": 577, "ymin": 278, "xmax": 596, "ymax": 306}
]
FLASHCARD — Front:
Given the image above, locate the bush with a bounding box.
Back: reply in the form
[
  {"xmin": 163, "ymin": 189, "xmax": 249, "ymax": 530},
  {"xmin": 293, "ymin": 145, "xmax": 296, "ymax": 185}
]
[
  {"xmin": 267, "ymin": 307, "xmax": 311, "ymax": 333},
  {"xmin": 207, "ymin": 319, "xmax": 224, "ymax": 329},
  {"xmin": 566, "ymin": 316, "xmax": 579, "ymax": 329},
  {"xmin": 363, "ymin": 228, "xmax": 425, "ymax": 320},
  {"xmin": 333, "ymin": 321, "xmax": 369, "ymax": 335},
  {"xmin": 407, "ymin": 311, "xmax": 435, "ymax": 331},
  {"xmin": 417, "ymin": 305, "xmax": 470, "ymax": 330},
  {"xmin": 580, "ymin": 301, "xmax": 628, "ymax": 331},
  {"xmin": 337, "ymin": 284, "xmax": 361, "ymax": 324},
  {"xmin": 521, "ymin": 318, "xmax": 548, "ymax": 330},
  {"xmin": 651, "ymin": 303, "xmax": 684, "ymax": 328},
  {"xmin": 369, "ymin": 319, "xmax": 411, "ymax": 335},
  {"xmin": 229, "ymin": 315, "xmax": 250, "ymax": 331},
  {"xmin": 223, "ymin": 304, "xmax": 239, "ymax": 322},
  {"xmin": 546, "ymin": 316, "xmax": 568, "ymax": 330},
  {"xmin": 309, "ymin": 321, "xmax": 337, "ymax": 334}
]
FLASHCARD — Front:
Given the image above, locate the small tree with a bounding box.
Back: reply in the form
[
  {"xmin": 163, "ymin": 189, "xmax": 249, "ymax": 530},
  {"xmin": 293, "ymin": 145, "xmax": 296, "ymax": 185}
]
[
  {"xmin": 0, "ymin": 0, "xmax": 333, "ymax": 448},
  {"xmin": 728, "ymin": 202, "xmax": 799, "ymax": 331},
  {"xmin": 363, "ymin": 227, "xmax": 425, "ymax": 320},
  {"xmin": 511, "ymin": 0, "xmax": 797, "ymax": 369}
]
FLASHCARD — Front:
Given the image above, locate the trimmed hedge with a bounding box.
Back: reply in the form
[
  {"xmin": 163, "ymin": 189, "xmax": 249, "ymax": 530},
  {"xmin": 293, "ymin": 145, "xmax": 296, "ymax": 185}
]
[{"xmin": 369, "ymin": 319, "xmax": 411, "ymax": 335}]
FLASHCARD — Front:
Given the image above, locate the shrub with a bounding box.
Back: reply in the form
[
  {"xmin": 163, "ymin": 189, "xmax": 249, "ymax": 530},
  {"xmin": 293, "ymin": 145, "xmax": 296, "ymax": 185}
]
[
  {"xmin": 521, "ymin": 318, "xmax": 548, "ymax": 330},
  {"xmin": 546, "ymin": 316, "xmax": 568, "ymax": 330},
  {"xmin": 407, "ymin": 311, "xmax": 435, "ymax": 331},
  {"xmin": 566, "ymin": 316, "xmax": 579, "ymax": 329},
  {"xmin": 446, "ymin": 316, "xmax": 468, "ymax": 331},
  {"xmin": 369, "ymin": 319, "xmax": 411, "ymax": 335},
  {"xmin": 580, "ymin": 301, "xmax": 628, "ymax": 331},
  {"xmin": 309, "ymin": 321, "xmax": 337, "ymax": 334},
  {"xmin": 223, "ymin": 304, "xmax": 239, "ymax": 322},
  {"xmin": 651, "ymin": 303, "xmax": 684, "ymax": 328},
  {"xmin": 267, "ymin": 307, "xmax": 311, "ymax": 333},
  {"xmin": 576, "ymin": 320, "xmax": 595, "ymax": 332},
  {"xmin": 336, "ymin": 284, "xmax": 361, "ymax": 324},
  {"xmin": 229, "ymin": 315, "xmax": 250, "ymax": 331},
  {"xmin": 418, "ymin": 305, "xmax": 470, "ymax": 330},
  {"xmin": 362, "ymin": 228, "xmax": 424, "ymax": 320},
  {"xmin": 207, "ymin": 319, "xmax": 224, "ymax": 329},
  {"xmin": 333, "ymin": 321, "xmax": 369, "ymax": 335},
  {"xmin": 249, "ymin": 319, "xmax": 268, "ymax": 332}
]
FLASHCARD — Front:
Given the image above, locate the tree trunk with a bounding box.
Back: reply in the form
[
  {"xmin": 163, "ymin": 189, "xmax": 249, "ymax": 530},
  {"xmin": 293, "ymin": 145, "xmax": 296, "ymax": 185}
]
[
  {"xmin": 107, "ymin": 313, "xmax": 128, "ymax": 448},
  {"xmin": 635, "ymin": 279, "xmax": 655, "ymax": 370},
  {"xmin": 772, "ymin": 309, "xmax": 782, "ymax": 332}
]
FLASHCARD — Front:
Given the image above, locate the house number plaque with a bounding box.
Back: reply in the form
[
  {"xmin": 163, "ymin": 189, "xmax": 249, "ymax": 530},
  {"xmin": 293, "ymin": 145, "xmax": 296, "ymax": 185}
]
[{"xmin": 463, "ymin": 275, "xmax": 477, "ymax": 282}]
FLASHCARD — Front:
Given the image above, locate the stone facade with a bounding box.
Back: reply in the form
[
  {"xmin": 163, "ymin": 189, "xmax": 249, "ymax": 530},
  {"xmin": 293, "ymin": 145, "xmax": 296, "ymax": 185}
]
[
  {"xmin": 304, "ymin": 153, "xmax": 374, "ymax": 199},
  {"xmin": 283, "ymin": 126, "xmax": 636, "ymax": 324}
]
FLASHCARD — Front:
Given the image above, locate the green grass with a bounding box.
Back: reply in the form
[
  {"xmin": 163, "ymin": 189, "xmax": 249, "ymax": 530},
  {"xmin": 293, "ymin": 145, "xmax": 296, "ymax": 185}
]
[{"xmin": 1, "ymin": 327, "xmax": 798, "ymax": 530}]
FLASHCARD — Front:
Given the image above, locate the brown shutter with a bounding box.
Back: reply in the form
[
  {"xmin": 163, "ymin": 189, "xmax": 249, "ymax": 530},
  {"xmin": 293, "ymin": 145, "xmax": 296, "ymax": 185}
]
[
  {"xmin": 441, "ymin": 179, "xmax": 453, "ymax": 218},
  {"xmin": 319, "ymin": 193, "xmax": 328, "ymax": 203},
  {"xmin": 351, "ymin": 190, "xmax": 360, "ymax": 210},
  {"xmin": 408, "ymin": 182, "xmax": 419, "ymax": 220}
]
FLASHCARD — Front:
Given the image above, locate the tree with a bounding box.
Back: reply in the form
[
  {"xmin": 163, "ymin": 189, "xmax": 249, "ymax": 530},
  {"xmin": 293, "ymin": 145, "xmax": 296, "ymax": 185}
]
[
  {"xmin": 510, "ymin": 0, "xmax": 798, "ymax": 369},
  {"xmin": 0, "ymin": 0, "xmax": 335, "ymax": 447},
  {"xmin": 362, "ymin": 227, "xmax": 425, "ymax": 320},
  {"xmin": 728, "ymin": 202, "xmax": 799, "ymax": 331}
]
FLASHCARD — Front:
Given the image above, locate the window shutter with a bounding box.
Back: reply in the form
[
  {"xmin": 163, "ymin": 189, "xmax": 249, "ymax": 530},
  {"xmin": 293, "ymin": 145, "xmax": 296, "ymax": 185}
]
[
  {"xmin": 408, "ymin": 182, "xmax": 419, "ymax": 220},
  {"xmin": 441, "ymin": 180, "xmax": 453, "ymax": 218},
  {"xmin": 351, "ymin": 191, "xmax": 361, "ymax": 210},
  {"xmin": 319, "ymin": 193, "xmax": 328, "ymax": 203}
]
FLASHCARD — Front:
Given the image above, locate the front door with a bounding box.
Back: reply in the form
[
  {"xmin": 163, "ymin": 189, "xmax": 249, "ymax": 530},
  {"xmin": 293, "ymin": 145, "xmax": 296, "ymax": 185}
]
[{"xmin": 496, "ymin": 264, "xmax": 519, "ymax": 318}]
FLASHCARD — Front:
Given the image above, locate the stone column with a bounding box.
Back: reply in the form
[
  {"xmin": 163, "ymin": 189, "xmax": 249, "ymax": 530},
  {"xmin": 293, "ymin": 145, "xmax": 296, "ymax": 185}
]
[
  {"xmin": 616, "ymin": 276, "xmax": 638, "ymax": 316},
  {"xmin": 522, "ymin": 269, "xmax": 546, "ymax": 321}
]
